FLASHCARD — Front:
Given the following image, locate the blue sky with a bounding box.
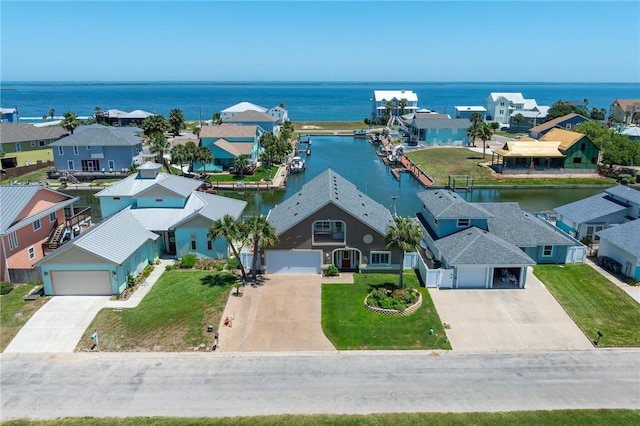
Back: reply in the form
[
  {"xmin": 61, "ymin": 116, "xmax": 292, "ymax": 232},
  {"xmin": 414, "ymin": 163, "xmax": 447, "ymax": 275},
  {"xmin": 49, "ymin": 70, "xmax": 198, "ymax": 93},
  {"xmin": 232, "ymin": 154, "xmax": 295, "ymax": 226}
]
[{"xmin": 2, "ymin": 1, "xmax": 639, "ymax": 82}]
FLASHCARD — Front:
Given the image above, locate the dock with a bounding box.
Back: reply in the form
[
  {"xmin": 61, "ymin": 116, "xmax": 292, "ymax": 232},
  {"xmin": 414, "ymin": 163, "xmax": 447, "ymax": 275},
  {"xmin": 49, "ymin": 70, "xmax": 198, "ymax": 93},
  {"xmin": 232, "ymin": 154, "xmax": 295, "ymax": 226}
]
[{"xmin": 400, "ymin": 156, "xmax": 434, "ymax": 187}]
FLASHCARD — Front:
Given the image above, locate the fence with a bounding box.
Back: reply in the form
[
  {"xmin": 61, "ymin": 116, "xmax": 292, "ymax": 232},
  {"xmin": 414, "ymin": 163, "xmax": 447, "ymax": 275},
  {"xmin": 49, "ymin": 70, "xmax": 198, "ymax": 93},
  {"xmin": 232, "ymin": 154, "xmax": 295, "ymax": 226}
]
[
  {"xmin": 9, "ymin": 267, "xmax": 43, "ymax": 284},
  {"xmin": 1, "ymin": 161, "xmax": 53, "ymax": 180}
]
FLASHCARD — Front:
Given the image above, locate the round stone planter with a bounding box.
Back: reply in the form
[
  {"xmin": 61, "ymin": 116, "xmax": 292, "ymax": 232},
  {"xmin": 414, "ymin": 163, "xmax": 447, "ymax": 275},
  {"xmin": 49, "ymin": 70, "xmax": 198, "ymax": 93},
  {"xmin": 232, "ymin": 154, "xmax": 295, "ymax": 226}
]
[{"xmin": 364, "ymin": 290, "xmax": 422, "ymax": 317}]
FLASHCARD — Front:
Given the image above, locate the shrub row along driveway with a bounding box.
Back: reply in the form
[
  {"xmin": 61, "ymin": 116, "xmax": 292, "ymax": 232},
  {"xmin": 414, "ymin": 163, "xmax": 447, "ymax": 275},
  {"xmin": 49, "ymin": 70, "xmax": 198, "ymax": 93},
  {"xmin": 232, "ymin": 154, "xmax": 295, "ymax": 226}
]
[{"xmin": 218, "ymin": 275, "xmax": 335, "ymax": 352}]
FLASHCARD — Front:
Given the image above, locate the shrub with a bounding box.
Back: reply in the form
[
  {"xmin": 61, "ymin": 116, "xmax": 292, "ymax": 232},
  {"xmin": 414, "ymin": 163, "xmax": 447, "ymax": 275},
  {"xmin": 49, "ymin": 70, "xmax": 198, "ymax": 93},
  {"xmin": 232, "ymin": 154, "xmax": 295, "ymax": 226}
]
[
  {"xmin": 165, "ymin": 264, "xmax": 175, "ymax": 271},
  {"xmin": 195, "ymin": 258, "xmax": 225, "ymax": 271},
  {"xmin": 324, "ymin": 264, "xmax": 339, "ymax": 277},
  {"xmin": 366, "ymin": 287, "xmax": 419, "ymax": 312},
  {"xmin": 126, "ymin": 273, "xmax": 136, "ymax": 289},
  {"xmin": 0, "ymin": 281, "xmax": 14, "ymax": 295},
  {"xmin": 179, "ymin": 253, "xmax": 198, "ymax": 269},
  {"xmin": 226, "ymin": 256, "xmax": 239, "ymax": 270},
  {"xmin": 141, "ymin": 264, "xmax": 154, "ymax": 278}
]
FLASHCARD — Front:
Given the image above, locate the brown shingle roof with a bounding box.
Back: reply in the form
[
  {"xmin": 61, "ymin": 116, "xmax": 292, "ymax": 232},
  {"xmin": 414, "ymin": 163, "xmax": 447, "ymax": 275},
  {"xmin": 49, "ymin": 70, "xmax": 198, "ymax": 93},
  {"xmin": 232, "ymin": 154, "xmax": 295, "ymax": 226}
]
[
  {"xmin": 529, "ymin": 113, "xmax": 584, "ymax": 133},
  {"xmin": 213, "ymin": 139, "xmax": 253, "ymax": 157},
  {"xmin": 611, "ymin": 99, "xmax": 640, "ymax": 110},
  {"xmin": 199, "ymin": 124, "xmax": 257, "ymax": 139}
]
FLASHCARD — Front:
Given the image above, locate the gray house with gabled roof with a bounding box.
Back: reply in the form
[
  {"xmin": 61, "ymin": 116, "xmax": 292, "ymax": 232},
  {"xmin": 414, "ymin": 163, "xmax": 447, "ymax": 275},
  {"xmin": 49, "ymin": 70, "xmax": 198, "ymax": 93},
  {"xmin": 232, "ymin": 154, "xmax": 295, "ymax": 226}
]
[
  {"xmin": 49, "ymin": 124, "xmax": 143, "ymax": 173},
  {"xmin": 265, "ymin": 169, "xmax": 399, "ymax": 274},
  {"xmin": 596, "ymin": 219, "xmax": 640, "ymax": 280}
]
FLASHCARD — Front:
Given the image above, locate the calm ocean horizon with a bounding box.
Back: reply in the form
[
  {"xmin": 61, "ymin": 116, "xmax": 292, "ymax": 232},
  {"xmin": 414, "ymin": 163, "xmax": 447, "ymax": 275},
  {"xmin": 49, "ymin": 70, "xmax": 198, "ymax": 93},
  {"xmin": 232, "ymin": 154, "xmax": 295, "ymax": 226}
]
[{"xmin": 1, "ymin": 81, "xmax": 639, "ymax": 122}]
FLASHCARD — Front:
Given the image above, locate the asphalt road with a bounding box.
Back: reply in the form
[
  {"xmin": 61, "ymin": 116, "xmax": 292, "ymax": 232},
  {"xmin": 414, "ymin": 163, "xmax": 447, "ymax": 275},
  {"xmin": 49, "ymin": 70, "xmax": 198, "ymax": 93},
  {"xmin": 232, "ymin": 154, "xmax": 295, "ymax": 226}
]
[{"xmin": 1, "ymin": 350, "xmax": 639, "ymax": 420}]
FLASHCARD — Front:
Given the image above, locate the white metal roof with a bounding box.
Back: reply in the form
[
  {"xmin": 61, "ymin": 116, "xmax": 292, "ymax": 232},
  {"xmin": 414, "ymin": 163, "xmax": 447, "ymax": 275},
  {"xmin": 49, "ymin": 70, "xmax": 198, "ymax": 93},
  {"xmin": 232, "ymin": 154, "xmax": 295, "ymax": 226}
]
[
  {"xmin": 454, "ymin": 106, "xmax": 487, "ymax": 112},
  {"xmin": 373, "ymin": 90, "xmax": 418, "ymax": 102},
  {"xmin": 490, "ymin": 93, "xmax": 525, "ymax": 103},
  {"xmin": 221, "ymin": 102, "xmax": 267, "ymax": 113}
]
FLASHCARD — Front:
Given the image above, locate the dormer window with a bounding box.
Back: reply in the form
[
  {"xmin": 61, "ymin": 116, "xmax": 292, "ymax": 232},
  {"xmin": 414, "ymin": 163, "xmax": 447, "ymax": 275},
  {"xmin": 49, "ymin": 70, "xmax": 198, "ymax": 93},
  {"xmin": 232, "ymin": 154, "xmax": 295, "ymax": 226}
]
[{"xmin": 457, "ymin": 218, "xmax": 470, "ymax": 227}]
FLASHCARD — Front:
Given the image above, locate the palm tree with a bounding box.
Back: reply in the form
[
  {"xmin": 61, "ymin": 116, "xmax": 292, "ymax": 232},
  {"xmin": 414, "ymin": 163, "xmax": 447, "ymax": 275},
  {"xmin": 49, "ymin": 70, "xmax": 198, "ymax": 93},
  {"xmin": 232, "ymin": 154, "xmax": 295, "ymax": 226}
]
[
  {"xmin": 478, "ymin": 122, "xmax": 494, "ymax": 159},
  {"xmin": 399, "ymin": 98, "xmax": 408, "ymax": 115},
  {"xmin": 169, "ymin": 108, "xmax": 185, "ymax": 136},
  {"xmin": 48, "ymin": 108, "xmax": 55, "ymax": 122},
  {"xmin": 385, "ymin": 217, "xmax": 422, "ymax": 289},
  {"xmin": 243, "ymin": 215, "xmax": 278, "ymax": 280},
  {"xmin": 142, "ymin": 114, "xmax": 169, "ymax": 138},
  {"xmin": 467, "ymin": 123, "xmax": 482, "ymax": 147},
  {"xmin": 469, "ymin": 112, "xmax": 484, "ymax": 125},
  {"xmin": 234, "ymin": 154, "xmax": 249, "ymax": 178},
  {"xmin": 170, "ymin": 144, "xmax": 187, "ymax": 174},
  {"xmin": 385, "ymin": 101, "xmax": 394, "ymax": 118},
  {"xmin": 196, "ymin": 146, "xmax": 213, "ymax": 173},
  {"xmin": 184, "ymin": 140, "xmax": 199, "ymax": 172},
  {"xmin": 42, "ymin": 115, "xmax": 48, "ymax": 123},
  {"xmin": 61, "ymin": 111, "xmax": 81, "ymax": 134},
  {"xmin": 150, "ymin": 134, "xmax": 170, "ymax": 164},
  {"xmin": 208, "ymin": 215, "xmax": 248, "ymax": 282},
  {"xmin": 513, "ymin": 113, "xmax": 524, "ymax": 132},
  {"xmin": 211, "ymin": 112, "xmax": 221, "ymax": 125},
  {"xmin": 94, "ymin": 106, "xmax": 103, "ymax": 123}
]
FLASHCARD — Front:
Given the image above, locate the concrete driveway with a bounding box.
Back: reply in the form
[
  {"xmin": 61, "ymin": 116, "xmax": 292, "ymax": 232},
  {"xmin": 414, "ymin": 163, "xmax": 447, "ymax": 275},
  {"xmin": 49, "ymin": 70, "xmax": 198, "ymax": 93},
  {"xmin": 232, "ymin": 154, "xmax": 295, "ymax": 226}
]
[
  {"xmin": 218, "ymin": 275, "xmax": 335, "ymax": 352},
  {"xmin": 4, "ymin": 296, "xmax": 109, "ymax": 353},
  {"xmin": 429, "ymin": 267, "xmax": 593, "ymax": 352}
]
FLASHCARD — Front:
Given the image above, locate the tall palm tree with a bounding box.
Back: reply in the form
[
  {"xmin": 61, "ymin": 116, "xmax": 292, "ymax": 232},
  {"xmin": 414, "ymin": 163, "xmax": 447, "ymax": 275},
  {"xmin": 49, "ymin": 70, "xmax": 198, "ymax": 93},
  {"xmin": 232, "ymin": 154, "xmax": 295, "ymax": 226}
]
[
  {"xmin": 243, "ymin": 215, "xmax": 278, "ymax": 280},
  {"xmin": 513, "ymin": 113, "xmax": 524, "ymax": 132},
  {"xmin": 234, "ymin": 154, "xmax": 249, "ymax": 178},
  {"xmin": 48, "ymin": 108, "xmax": 55, "ymax": 122},
  {"xmin": 385, "ymin": 100, "xmax": 394, "ymax": 117},
  {"xmin": 478, "ymin": 122, "xmax": 494, "ymax": 159},
  {"xmin": 385, "ymin": 217, "xmax": 422, "ymax": 289},
  {"xmin": 399, "ymin": 98, "xmax": 408, "ymax": 115},
  {"xmin": 184, "ymin": 140, "xmax": 199, "ymax": 172},
  {"xmin": 170, "ymin": 144, "xmax": 187, "ymax": 174},
  {"xmin": 61, "ymin": 111, "xmax": 80, "ymax": 134},
  {"xmin": 208, "ymin": 215, "xmax": 248, "ymax": 282},
  {"xmin": 196, "ymin": 146, "xmax": 213, "ymax": 173},
  {"xmin": 169, "ymin": 108, "xmax": 185, "ymax": 136},
  {"xmin": 469, "ymin": 112, "xmax": 484, "ymax": 125},
  {"xmin": 150, "ymin": 134, "xmax": 170, "ymax": 164},
  {"xmin": 467, "ymin": 123, "xmax": 482, "ymax": 147}
]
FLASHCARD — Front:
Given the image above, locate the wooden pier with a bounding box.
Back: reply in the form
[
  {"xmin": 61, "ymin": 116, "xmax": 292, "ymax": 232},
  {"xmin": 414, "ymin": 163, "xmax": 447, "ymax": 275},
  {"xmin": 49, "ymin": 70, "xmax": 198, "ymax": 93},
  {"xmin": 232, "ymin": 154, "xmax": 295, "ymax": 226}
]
[{"xmin": 400, "ymin": 156, "xmax": 434, "ymax": 187}]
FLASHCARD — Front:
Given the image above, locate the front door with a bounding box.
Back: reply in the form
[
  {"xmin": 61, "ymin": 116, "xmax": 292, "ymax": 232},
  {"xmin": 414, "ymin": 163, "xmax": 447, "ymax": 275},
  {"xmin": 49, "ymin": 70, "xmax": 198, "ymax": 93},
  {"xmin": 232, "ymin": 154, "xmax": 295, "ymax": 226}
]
[
  {"xmin": 167, "ymin": 231, "xmax": 176, "ymax": 254},
  {"xmin": 341, "ymin": 250, "xmax": 350, "ymax": 268}
]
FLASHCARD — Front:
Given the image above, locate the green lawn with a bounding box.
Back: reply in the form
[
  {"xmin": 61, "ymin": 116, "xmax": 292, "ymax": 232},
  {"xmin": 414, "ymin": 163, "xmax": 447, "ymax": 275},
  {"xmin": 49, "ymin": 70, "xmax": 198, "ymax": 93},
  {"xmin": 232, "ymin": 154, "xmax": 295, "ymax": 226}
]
[
  {"xmin": 293, "ymin": 121, "xmax": 371, "ymax": 132},
  {"xmin": 170, "ymin": 166, "xmax": 277, "ymax": 183},
  {"xmin": 0, "ymin": 167, "xmax": 51, "ymax": 185},
  {"xmin": 533, "ymin": 264, "xmax": 640, "ymax": 347},
  {"xmin": 75, "ymin": 271, "xmax": 235, "ymax": 352},
  {"xmin": 322, "ymin": 272, "xmax": 450, "ymax": 350},
  {"xmin": 3, "ymin": 410, "xmax": 638, "ymax": 425},
  {"xmin": 406, "ymin": 148, "xmax": 615, "ymax": 186},
  {"xmin": 0, "ymin": 284, "xmax": 50, "ymax": 352}
]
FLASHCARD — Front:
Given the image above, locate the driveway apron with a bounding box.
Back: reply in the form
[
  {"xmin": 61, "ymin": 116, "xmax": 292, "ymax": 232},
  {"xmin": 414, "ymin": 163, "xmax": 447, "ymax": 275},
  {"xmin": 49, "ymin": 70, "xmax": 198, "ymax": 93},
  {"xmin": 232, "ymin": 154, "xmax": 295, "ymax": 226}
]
[
  {"xmin": 4, "ymin": 296, "xmax": 109, "ymax": 353},
  {"xmin": 218, "ymin": 274, "xmax": 335, "ymax": 352}
]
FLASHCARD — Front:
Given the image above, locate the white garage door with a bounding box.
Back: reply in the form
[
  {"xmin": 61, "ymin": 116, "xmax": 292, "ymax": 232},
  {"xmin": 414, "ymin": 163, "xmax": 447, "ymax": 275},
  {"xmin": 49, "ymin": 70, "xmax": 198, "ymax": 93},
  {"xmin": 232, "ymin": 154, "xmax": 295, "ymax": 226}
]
[
  {"xmin": 265, "ymin": 250, "xmax": 322, "ymax": 274},
  {"xmin": 51, "ymin": 270, "xmax": 112, "ymax": 295},
  {"xmin": 456, "ymin": 266, "xmax": 488, "ymax": 289}
]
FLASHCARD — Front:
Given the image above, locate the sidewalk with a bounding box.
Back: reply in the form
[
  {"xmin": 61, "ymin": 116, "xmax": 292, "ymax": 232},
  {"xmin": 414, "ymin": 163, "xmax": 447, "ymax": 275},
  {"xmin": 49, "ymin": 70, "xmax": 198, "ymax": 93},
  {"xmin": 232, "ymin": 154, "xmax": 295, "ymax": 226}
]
[
  {"xmin": 585, "ymin": 258, "xmax": 640, "ymax": 303},
  {"xmin": 105, "ymin": 258, "xmax": 173, "ymax": 308}
]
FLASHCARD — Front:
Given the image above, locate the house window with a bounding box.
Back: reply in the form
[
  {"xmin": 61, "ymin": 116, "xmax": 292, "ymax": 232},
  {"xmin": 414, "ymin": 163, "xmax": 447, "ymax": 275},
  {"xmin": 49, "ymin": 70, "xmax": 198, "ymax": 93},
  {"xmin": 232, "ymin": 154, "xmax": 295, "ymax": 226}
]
[
  {"xmin": 314, "ymin": 221, "xmax": 331, "ymax": 231},
  {"xmin": 370, "ymin": 251, "xmax": 391, "ymax": 265},
  {"xmin": 67, "ymin": 160, "xmax": 74, "ymax": 170},
  {"xmin": 566, "ymin": 123, "xmax": 572, "ymax": 130},
  {"xmin": 58, "ymin": 146, "xmax": 64, "ymax": 155},
  {"xmin": 542, "ymin": 246, "xmax": 553, "ymax": 257},
  {"xmin": 33, "ymin": 219, "xmax": 41, "ymax": 231},
  {"xmin": 190, "ymin": 233, "xmax": 197, "ymax": 251},
  {"xmin": 49, "ymin": 212, "xmax": 57, "ymax": 223},
  {"xmin": 207, "ymin": 240, "xmax": 213, "ymax": 250},
  {"xmin": 87, "ymin": 146, "xmax": 91, "ymax": 150},
  {"xmin": 573, "ymin": 157, "xmax": 582, "ymax": 164},
  {"xmin": 15, "ymin": 143, "xmax": 22, "ymax": 152},
  {"xmin": 500, "ymin": 102, "xmax": 505, "ymax": 106},
  {"xmin": 73, "ymin": 146, "xmax": 79, "ymax": 155},
  {"xmin": 457, "ymin": 218, "xmax": 470, "ymax": 227},
  {"xmin": 108, "ymin": 160, "xmax": 115, "ymax": 170},
  {"xmin": 155, "ymin": 198, "xmax": 163, "ymax": 203},
  {"xmin": 39, "ymin": 140, "xmax": 46, "ymax": 147},
  {"xmin": 113, "ymin": 197, "xmax": 121, "ymax": 201},
  {"xmin": 28, "ymin": 247, "xmax": 36, "ymax": 260},
  {"xmin": 499, "ymin": 109, "xmax": 504, "ymax": 115},
  {"xmin": 31, "ymin": 141, "xmax": 36, "ymax": 147},
  {"xmin": 8, "ymin": 232, "xmax": 18, "ymax": 250}
]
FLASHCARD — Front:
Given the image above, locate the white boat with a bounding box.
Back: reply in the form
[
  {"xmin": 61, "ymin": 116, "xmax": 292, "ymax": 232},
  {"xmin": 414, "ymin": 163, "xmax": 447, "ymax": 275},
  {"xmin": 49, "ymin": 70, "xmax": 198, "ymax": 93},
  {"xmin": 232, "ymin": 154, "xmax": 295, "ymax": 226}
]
[{"xmin": 289, "ymin": 156, "xmax": 306, "ymax": 173}]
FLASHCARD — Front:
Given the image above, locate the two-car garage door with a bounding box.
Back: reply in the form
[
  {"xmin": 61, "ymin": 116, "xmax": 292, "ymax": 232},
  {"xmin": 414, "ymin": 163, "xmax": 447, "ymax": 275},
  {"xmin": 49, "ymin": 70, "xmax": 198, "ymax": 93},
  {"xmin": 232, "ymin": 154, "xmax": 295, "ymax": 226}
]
[
  {"xmin": 50, "ymin": 270, "xmax": 113, "ymax": 295},
  {"xmin": 265, "ymin": 250, "xmax": 322, "ymax": 274}
]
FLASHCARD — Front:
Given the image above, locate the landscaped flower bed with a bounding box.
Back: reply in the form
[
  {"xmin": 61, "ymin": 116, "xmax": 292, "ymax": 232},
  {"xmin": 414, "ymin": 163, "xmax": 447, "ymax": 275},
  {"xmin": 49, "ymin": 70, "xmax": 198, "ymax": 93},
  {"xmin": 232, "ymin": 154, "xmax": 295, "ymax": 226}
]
[{"xmin": 364, "ymin": 287, "xmax": 422, "ymax": 316}]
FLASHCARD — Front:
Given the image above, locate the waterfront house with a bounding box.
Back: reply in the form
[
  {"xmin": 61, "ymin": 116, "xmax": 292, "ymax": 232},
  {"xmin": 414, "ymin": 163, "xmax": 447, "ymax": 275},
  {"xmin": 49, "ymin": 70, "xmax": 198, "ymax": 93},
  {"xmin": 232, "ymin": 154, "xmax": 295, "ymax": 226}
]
[
  {"xmin": 371, "ymin": 90, "xmax": 419, "ymax": 122},
  {"xmin": 595, "ymin": 219, "xmax": 640, "ymax": 280},
  {"xmin": 620, "ymin": 126, "xmax": 640, "ymax": 141},
  {"xmin": 198, "ymin": 124, "xmax": 261, "ymax": 171},
  {"xmin": 223, "ymin": 110, "xmax": 281, "ymax": 135},
  {"xmin": 492, "ymin": 128, "xmax": 599, "ymax": 173},
  {"xmin": 264, "ymin": 169, "xmax": 400, "ymax": 274},
  {"xmin": 220, "ymin": 101, "xmax": 289, "ymax": 124},
  {"xmin": 528, "ymin": 113, "xmax": 590, "ymax": 139},
  {"xmin": 97, "ymin": 109, "xmax": 128, "ymax": 126},
  {"xmin": 49, "ymin": 124, "xmax": 143, "ymax": 175},
  {"xmin": 407, "ymin": 113, "xmax": 471, "ymax": 146},
  {"xmin": 95, "ymin": 161, "xmax": 246, "ymax": 255},
  {"xmin": 554, "ymin": 185, "xmax": 640, "ymax": 241},
  {"xmin": 1, "ymin": 185, "xmax": 90, "ymax": 283},
  {"xmin": 454, "ymin": 106, "xmax": 487, "ymax": 120},
  {"xmin": 507, "ymin": 106, "xmax": 551, "ymax": 133},
  {"xmin": 609, "ymin": 99, "xmax": 640, "ymax": 125},
  {"xmin": 485, "ymin": 93, "xmax": 544, "ymax": 125},
  {"xmin": 118, "ymin": 109, "xmax": 154, "ymax": 127},
  {"xmin": 1, "ymin": 107, "xmax": 20, "ymax": 123},
  {"xmin": 0, "ymin": 123, "xmax": 66, "ymax": 170},
  {"xmin": 415, "ymin": 189, "xmax": 584, "ymax": 289}
]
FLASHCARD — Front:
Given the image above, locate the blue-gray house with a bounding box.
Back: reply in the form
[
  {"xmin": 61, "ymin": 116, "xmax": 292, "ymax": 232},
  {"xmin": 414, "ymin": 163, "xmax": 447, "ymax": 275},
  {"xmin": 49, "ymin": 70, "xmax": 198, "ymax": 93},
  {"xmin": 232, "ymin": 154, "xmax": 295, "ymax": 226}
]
[
  {"xmin": 596, "ymin": 219, "xmax": 640, "ymax": 280},
  {"xmin": 407, "ymin": 113, "xmax": 471, "ymax": 146},
  {"xmin": 416, "ymin": 189, "xmax": 584, "ymax": 289},
  {"xmin": 528, "ymin": 113, "xmax": 590, "ymax": 139},
  {"xmin": 49, "ymin": 124, "xmax": 143, "ymax": 173}
]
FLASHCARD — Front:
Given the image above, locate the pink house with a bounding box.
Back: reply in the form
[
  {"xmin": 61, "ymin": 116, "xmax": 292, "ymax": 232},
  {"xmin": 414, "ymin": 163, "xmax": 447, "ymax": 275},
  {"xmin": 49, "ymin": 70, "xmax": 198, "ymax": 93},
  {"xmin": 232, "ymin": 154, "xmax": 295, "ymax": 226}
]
[{"xmin": 0, "ymin": 185, "xmax": 91, "ymax": 283}]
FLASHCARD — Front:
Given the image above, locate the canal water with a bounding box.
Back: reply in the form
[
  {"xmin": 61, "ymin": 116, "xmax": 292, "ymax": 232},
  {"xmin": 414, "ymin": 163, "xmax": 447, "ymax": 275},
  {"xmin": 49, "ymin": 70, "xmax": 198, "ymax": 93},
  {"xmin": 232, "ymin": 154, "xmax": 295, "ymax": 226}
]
[{"xmin": 64, "ymin": 136, "xmax": 608, "ymax": 221}]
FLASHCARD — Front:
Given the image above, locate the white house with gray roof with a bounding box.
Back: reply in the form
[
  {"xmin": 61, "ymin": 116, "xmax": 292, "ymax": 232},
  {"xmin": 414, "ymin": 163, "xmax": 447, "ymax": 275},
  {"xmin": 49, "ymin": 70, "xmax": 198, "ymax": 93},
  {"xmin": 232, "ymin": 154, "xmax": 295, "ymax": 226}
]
[
  {"xmin": 265, "ymin": 169, "xmax": 400, "ymax": 274},
  {"xmin": 596, "ymin": 219, "xmax": 640, "ymax": 280},
  {"xmin": 554, "ymin": 185, "xmax": 640, "ymax": 241}
]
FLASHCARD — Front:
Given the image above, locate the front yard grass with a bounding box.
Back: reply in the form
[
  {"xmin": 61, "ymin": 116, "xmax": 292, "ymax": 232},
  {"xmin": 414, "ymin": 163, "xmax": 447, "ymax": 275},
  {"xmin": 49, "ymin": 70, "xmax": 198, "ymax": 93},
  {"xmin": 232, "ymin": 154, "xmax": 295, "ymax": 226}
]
[
  {"xmin": 534, "ymin": 264, "xmax": 640, "ymax": 347},
  {"xmin": 406, "ymin": 148, "xmax": 615, "ymax": 186},
  {"xmin": 293, "ymin": 121, "xmax": 370, "ymax": 132},
  {"xmin": 75, "ymin": 271, "xmax": 235, "ymax": 352},
  {"xmin": 3, "ymin": 409, "xmax": 638, "ymax": 425},
  {"xmin": 0, "ymin": 284, "xmax": 50, "ymax": 352},
  {"xmin": 322, "ymin": 272, "xmax": 450, "ymax": 350}
]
